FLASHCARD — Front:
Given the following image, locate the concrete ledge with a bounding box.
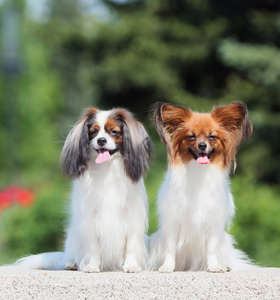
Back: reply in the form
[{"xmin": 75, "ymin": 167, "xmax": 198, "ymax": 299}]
[{"xmin": 0, "ymin": 266, "xmax": 279, "ymax": 299}]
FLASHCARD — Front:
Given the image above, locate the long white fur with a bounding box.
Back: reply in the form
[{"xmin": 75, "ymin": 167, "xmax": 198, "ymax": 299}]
[
  {"xmin": 15, "ymin": 110, "xmax": 149, "ymax": 272},
  {"xmin": 149, "ymin": 160, "xmax": 255, "ymax": 272}
]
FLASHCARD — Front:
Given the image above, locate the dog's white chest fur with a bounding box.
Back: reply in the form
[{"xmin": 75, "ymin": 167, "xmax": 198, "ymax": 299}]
[
  {"xmin": 65, "ymin": 156, "xmax": 148, "ymax": 271},
  {"xmin": 149, "ymin": 161, "xmax": 243, "ymax": 272},
  {"xmin": 158, "ymin": 161, "xmax": 234, "ymax": 232}
]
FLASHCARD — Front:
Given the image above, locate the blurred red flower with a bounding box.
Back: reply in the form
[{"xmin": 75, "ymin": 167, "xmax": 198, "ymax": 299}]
[
  {"xmin": 17, "ymin": 189, "xmax": 35, "ymax": 207},
  {"xmin": 0, "ymin": 192, "xmax": 11, "ymax": 210},
  {"xmin": 0, "ymin": 185, "xmax": 35, "ymax": 211}
]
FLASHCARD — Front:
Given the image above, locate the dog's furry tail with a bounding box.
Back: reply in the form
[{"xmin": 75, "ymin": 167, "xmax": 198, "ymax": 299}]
[
  {"xmin": 229, "ymin": 247, "xmax": 258, "ymax": 271},
  {"xmin": 231, "ymin": 250, "xmax": 257, "ymax": 271},
  {"xmin": 14, "ymin": 252, "xmax": 66, "ymax": 270},
  {"xmin": 220, "ymin": 233, "xmax": 258, "ymax": 271}
]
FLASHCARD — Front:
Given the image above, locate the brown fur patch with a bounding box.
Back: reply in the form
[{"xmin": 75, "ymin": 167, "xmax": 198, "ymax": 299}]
[
  {"xmin": 84, "ymin": 107, "xmax": 99, "ymax": 118},
  {"xmin": 211, "ymin": 101, "xmax": 253, "ymax": 170},
  {"xmin": 105, "ymin": 117, "xmax": 123, "ymax": 146},
  {"xmin": 153, "ymin": 103, "xmax": 192, "ymax": 165},
  {"xmin": 88, "ymin": 123, "xmax": 100, "ymax": 139}
]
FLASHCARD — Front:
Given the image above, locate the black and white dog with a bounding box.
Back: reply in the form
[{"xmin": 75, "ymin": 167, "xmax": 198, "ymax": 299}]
[{"xmin": 16, "ymin": 107, "xmax": 152, "ymax": 272}]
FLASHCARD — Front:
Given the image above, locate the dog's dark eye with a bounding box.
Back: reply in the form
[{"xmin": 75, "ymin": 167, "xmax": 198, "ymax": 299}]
[
  {"xmin": 187, "ymin": 134, "xmax": 196, "ymax": 141},
  {"xmin": 110, "ymin": 130, "xmax": 120, "ymax": 136},
  {"xmin": 89, "ymin": 129, "xmax": 98, "ymax": 137},
  {"xmin": 209, "ymin": 135, "xmax": 217, "ymax": 140}
]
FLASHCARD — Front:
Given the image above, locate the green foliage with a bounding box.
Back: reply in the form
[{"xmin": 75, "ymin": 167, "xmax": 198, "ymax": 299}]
[
  {"xmin": 0, "ymin": 180, "xmax": 68, "ymax": 264},
  {"xmin": 0, "ymin": 2, "xmax": 65, "ymax": 263},
  {"xmin": 219, "ymin": 39, "xmax": 280, "ymax": 89},
  {"xmin": 230, "ymin": 177, "xmax": 280, "ymax": 267},
  {"xmin": 218, "ymin": 39, "xmax": 280, "ymax": 183},
  {"xmin": 0, "ymin": 22, "xmax": 62, "ymax": 184}
]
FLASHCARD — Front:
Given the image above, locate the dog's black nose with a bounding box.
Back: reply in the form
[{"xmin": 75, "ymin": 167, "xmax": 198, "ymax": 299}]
[
  {"xmin": 97, "ymin": 137, "xmax": 107, "ymax": 146},
  {"xmin": 198, "ymin": 142, "xmax": 207, "ymax": 151}
]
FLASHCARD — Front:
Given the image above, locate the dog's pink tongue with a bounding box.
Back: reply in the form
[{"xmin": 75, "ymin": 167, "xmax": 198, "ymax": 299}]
[
  {"xmin": 95, "ymin": 150, "xmax": 111, "ymax": 164},
  {"xmin": 196, "ymin": 156, "xmax": 210, "ymax": 164}
]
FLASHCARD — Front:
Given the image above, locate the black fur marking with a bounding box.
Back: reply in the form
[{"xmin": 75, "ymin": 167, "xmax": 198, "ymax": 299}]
[
  {"xmin": 61, "ymin": 113, "xmax": 96, "ymax": 178},
  {"xmin": 114, "ymin": 111, "xmax": 153, "ymax": 183}
]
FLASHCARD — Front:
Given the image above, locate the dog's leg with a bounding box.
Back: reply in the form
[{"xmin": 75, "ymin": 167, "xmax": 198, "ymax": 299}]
[
  {"xmin": 158, "ymin": 249, "xmax": 176, "ymax": 272},
  {"xmin": 80, "ymin": 237, "xmax": 101, "ymax": 273},
  {"xmin": 207, "ymin": 235, "xmax": 231, "ymax": 273},
  {"xmin": 123, "ymin": 234, "xmax": 143, "ymax": 273},
  {"xmin": 80, "ymin": 254, "xmax": 101, "ymax": 273},
  {"xmin": 157, "ymin": 233, "xmax": 177, "ymax": 273},
  {"xmin": 65, "ymin": 229, "xmax": 101, "ymax": 273},
  {"xmin": 64, "ymin": 229, "xmax": 79, "ymax": 270}
]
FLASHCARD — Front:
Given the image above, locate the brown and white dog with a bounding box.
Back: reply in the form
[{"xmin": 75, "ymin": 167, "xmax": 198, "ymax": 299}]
[{"xmin": 149, "ymin": 102, "xmax": 255, "ymax": 272}]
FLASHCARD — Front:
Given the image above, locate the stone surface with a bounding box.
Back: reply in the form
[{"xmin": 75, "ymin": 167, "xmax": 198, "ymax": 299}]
[{"xmin": 0, "ymin": 266, "xmax": 279, "ymax": 299}]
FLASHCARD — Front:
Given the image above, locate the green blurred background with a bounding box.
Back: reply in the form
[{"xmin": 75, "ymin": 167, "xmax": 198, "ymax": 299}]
[{"xmin": 0, "ymin": 0, "xmax": 279, "ymax": 267}]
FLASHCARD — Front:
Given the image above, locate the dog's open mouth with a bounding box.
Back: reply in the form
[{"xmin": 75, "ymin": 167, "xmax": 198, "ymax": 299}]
[
  {"xmin": 189, "ymin": 148, "xmax": 215, "ymax": 165},
  {"xmin": 95, "ymin": 148, "xmax": 118, "ymax": 164},
  {"xmin": 196, "ymin": 153, "xmax": 210, "ymax": 164}
]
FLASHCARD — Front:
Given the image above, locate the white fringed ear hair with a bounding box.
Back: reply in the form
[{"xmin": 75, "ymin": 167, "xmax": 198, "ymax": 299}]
[{"xmin": 60, "ymin": 108, "xmax": 98, "ymax": 178}]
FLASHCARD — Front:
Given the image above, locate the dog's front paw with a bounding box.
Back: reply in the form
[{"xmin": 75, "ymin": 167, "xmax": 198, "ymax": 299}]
[
  {"xmin": 207, "ymin": 265, "xmax": 231, "ymax": 273},
  {"xmin": 66, "ymin": 262, "xmax": 78, "ymax": 271},
  {"xmin": 123, "ymin": 264, "xmax": 142, "ymax": 273},
  {"xmin": 158, "ymin": 264, "xmax": 174, "ymax": 273},
  {"xmin": 81, "ymin": 264, "xmax": 100, "ymax": 273}
]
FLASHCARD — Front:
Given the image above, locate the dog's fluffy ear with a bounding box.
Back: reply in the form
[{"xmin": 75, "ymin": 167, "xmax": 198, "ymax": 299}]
[
  {"xmin": 60, "ymin": 108, "xmax": 98, "ymax": 178},
  {"xmin": 211, "ymin": 101, "xmax": 252, "ymax": 140},
  {"xmin": 211, "ymin": 101, "xmax": 253, "ymax": 170},
  {"xmin": 114, "ymin": 109, "xmax": 153, "ymax": 183},
  {"xmin": 151, "ymin": 102, "xmax": 192, "ymax": 161}
]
